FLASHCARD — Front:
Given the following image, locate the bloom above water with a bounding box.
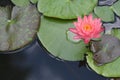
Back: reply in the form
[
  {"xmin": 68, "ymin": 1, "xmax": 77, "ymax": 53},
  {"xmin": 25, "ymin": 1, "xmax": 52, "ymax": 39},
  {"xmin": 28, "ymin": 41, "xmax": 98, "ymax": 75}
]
[{"xmin": 69, "ymin": 14, "xmax": 104, "ymax": 44}]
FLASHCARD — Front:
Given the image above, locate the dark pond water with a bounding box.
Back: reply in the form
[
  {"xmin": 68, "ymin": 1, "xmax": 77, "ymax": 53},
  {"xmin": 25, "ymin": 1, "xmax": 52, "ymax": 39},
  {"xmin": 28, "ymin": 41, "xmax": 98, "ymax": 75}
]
[
  {"xmin": 0, "ymin": 38, "xmax": 107, "ymax": 80},
  {"xmin": 0, "ymin": 0, "xmax": 117, "ymax": 80}
]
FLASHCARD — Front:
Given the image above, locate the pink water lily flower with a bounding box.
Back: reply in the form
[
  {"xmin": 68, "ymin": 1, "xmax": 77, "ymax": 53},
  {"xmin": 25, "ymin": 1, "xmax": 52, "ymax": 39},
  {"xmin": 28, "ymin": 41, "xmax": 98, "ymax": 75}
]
[{"xmin": 69, "ymin": 14, "xmax": 104, "ymax": 44}]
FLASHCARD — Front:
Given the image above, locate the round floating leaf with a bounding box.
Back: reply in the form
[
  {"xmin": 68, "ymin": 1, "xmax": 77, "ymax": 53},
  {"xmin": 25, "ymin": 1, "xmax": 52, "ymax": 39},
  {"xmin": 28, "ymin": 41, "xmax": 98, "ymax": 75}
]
[
  {"xmin": 94, "ymin": 6, "xmax": 114, "ymax": 22},
  {"xmin": 87, "ymin": 52, "xmax": 120, "ymax": 77},
  {"xmin": 37, "ymin": 0, "xmax": 98, "ymax": 19},
  {"xmin": 30, "ymin": 0, "xmax": 38, "ymax": 4},
  {"xmin": 111, "ymin": 0, "xmax": 120, "ymax": 17},
  {"xmin": 11, "ymin": 0, "xmax": 30, "ymax": 7},
  {"xmin": 37, "ymin": 16, "xmax": 88, "ymax": 61},
  {"xmin": 0, "ymin": 4, "xmax": 40, "ymax": 51}
]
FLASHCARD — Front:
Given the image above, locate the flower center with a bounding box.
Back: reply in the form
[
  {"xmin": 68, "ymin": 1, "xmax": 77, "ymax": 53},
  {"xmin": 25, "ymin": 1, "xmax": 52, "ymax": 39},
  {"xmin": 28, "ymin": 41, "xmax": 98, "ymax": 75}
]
[{"xmin": 83, "ymin": 24, "xmax": 92, "ymax": 31}]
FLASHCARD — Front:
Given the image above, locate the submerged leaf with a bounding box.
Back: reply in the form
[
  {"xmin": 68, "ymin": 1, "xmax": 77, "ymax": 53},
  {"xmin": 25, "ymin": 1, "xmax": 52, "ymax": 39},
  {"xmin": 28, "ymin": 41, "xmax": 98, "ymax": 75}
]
[
  {"xmin": 37, "ymin": 16, "xmax": 88, "ymax": 61},
  {"xmin": 87, "ymin": 29, "xmax": 120, "ymax": 77},
  {"xmin": 91, "ymin": 34, "xmax": 120, "ymax": 65},
  {"xmin": 0, "ymin": 4, "xmax": 40, "ymax": 51},
  {"xmin": 37, "ymin": 0, "xmax": 98, "ymax": 19}
]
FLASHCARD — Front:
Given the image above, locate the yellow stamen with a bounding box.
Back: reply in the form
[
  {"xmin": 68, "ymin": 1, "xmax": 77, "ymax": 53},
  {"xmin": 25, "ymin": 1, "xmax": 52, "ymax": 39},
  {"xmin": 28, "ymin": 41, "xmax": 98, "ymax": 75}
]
[{"xmin": 84, "ymin": 24, "xmax": 92, "ymax": 31}]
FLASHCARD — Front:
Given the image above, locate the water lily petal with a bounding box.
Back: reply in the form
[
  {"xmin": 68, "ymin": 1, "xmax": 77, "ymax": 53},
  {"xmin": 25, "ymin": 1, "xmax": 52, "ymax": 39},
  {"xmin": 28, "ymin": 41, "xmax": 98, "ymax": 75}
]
[
  {"xmin": 78, "ymin": 17, "xmax": 82, "ymax": 22},
  {"xmin": 69, "ymin": 14, "xmax": 104, "ymax": 44},
  {"xmin": 84, "ymin": 38, "xmax": 90, "ymax": 44},
  {"xmin": 73, "ymin": 35, "xmax": 81, "ymax": 39},
  {"xmin": 69, "ymin": 28, "xmax": 78, "ymax": 34}
]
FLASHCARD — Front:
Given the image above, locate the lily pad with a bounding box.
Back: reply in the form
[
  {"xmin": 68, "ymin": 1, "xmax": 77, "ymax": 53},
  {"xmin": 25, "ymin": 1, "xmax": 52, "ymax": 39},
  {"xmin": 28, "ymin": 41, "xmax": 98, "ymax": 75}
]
[
  {"xmin": 37, "ymin": 0, "xmax": 98, "ymax": 19},
  {"xmin": 11, "ymin": 0, "xmax": 30, "ymax": 7},
  {"xmin": 37, "ymin": 16, "xmax": 88, "ymax": 61},
  {"xmin": 87, "ymin": 52, "xmax": 120, "ymax": 77},
  {"xmin": 111, "ymin": 0, "xmax": 120, "ymax": 17},
  {"xmin": 94, "ymin": 6, "xmax": 114, "ymax": 22},
  {"xmin": 0, "ymin": 4, "xmax": 40, "ymax": 51}
]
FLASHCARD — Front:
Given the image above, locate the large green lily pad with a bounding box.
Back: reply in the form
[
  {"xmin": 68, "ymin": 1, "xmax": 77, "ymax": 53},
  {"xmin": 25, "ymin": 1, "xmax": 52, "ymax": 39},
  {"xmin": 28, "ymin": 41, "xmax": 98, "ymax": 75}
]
[
  {"xmin": 37, "ymin": 0, "xmax": 98, "ymax": 19},
  {"xmin": 87, "ymin": 52, "xmax": 120, "ymax": 77},
  {"xmin": 37, "ymin": 16, "xmax": 88, "ymax": 61},
  {"xmin": 0, "ymin": 4, "xmax": 40, "ymax": 51}
]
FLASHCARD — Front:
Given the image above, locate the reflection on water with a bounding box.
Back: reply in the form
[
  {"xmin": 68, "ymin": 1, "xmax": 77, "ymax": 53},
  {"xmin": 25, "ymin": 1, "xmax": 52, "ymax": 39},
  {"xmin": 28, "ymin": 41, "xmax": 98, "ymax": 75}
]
[
  {"xmin": 27, "ymin": 65, "xmax": 64, "ymax": 80},
  {"xmin": 0, "ymin": 39, "xmax": 107, "ymax": 80}
]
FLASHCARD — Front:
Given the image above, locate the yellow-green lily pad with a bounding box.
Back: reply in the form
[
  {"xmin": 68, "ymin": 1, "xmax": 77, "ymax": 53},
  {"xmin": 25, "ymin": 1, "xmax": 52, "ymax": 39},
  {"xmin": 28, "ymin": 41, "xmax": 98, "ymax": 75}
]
[
  {"xmin": 37, "ymin": 16, "xmax": 88, "ymax": 61},
  {"xmin": 37, "ymin": 0, "xmax": 98, "ymax": 19}
]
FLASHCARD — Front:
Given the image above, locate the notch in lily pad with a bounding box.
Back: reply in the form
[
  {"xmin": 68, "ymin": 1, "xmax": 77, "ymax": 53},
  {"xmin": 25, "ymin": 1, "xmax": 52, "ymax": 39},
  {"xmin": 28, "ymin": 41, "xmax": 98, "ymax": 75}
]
[{"xmin": 0, "ymin": 4, "xmax": 40, "ymax": 52}]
